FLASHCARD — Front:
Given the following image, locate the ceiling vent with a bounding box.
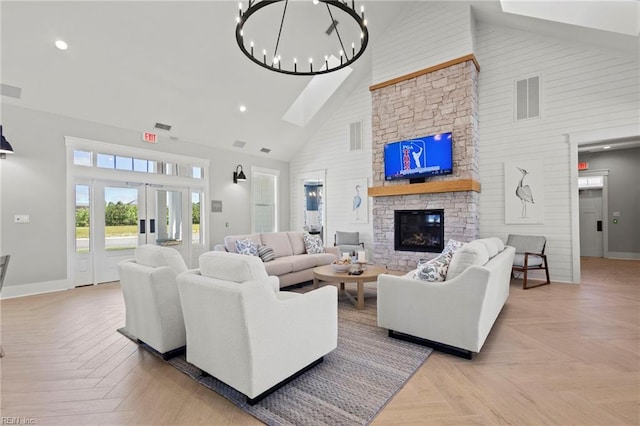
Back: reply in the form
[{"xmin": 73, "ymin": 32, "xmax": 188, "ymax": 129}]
[
  {"xmin": 1, "ymin": 83, "xmax": 22, "ymax": 99},
  {"xmin": 349, "ymin": 120, "xmax": 363, "ymax": 151},
  {"xmin": 515, "ymin": 76, "xmax": 540, "ymax": 121},
  {"xmin": 260, "ymin": 147, "xmax": 271, "ymax": 153},
  {"xmin": 233, "ymin": 140, "xmax": 247, "ymax": 148},
  {"xmin": 154, "ymin": 122, "xmax": 172, "ymax": 131},
  {"xmin": 325, "ymin": 19, "xmax": 339, "ymax": 35}
]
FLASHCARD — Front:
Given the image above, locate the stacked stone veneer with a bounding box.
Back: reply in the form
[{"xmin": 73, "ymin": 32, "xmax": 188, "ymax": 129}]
[{"xmin": 371, "ymin": 60, "xmax": 480, "ymax": 271}]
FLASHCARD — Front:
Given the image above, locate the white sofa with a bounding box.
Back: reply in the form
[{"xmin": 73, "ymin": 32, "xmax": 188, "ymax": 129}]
[
  {"xmin": 117, "ymin": 244, "xmax": 188, "ymax": 358},
  {"xmin": 177, "ymin": 251, "xmax": 338, "ymax": 404},
  {"xmin": 377, "ymin": 238, "xmax": 515, "ymax": 358},
  {"xmin": 213, "ymin": 231, "xmax": 338, "ymax": 288}
]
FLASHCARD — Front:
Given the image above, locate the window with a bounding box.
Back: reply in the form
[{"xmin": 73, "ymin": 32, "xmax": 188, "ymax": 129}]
[
  {"xmin": 115, "ymin": 156, "xmax": 133, "ymax": 171},
  {"xmin": 73, "ymin": 150, "xmax": 92, "ymax": 166},
  {"xmin": 75, "ymin": 184, "xmax": 90, "ymax": 253},
  {"xmin": 515, "ymin": 75, "xmax": 541, "ymax": 121},
  {"xmin": 252, "ymin": 168, "xmax": 279, "ymax": 233},
  {"xmin": 191, "ymin": 191, "xmax": 202, "ymax": 244},
  {"xmin": 97, "ymin": 153, "xmax": 115, "ymax": 169}
]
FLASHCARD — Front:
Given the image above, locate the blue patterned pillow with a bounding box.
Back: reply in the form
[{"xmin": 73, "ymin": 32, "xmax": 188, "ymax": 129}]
[
  {"xmin": 303, "ymin": 233, "xmax": 324, "ymax": 254},
  {"xmin": 235, "ymin": 237, "xmax": 258, "ymax": 256},
  {"xmin": 442, "ymin": 239, "xmax": 464, "ymax": 256},
  {"xmin": 414, "ymin": 253, "xmax": 451, "ymax": 282},
  {"xmin": 257, "ymin": 244, "xmax": 276, "ymax": 262}
]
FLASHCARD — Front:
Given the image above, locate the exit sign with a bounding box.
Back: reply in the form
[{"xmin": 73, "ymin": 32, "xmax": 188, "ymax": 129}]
[
  {"xmin": 142, "ymin": 132, "xmax": 157, "ymax": 143},
  {"xmin": 578, "ymin": 161, "xmax": 588, "ymax": 171}
]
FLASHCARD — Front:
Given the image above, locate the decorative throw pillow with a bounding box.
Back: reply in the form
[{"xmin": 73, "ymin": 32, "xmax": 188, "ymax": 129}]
[
  {"xmin": 235, "ymin": 237, "xmax": 258, "ymax": 256},
  {"xmin": 303, "ymin": 233, "xmax": 324, "ymax": 254},
  {"xmin": 414, "ymin": 253, "xmax": 451, "ymax": 282},
  {"xmin": 442, "ymin": 239, "xmax": 464, "ymax": 256},
  {"xmin": 257, "ymin": 244, "xmax": 276, "ymax": 262}
]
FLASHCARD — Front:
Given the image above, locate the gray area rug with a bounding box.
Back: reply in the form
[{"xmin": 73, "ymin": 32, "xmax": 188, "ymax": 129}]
[{"xmin": 119, "ymin": 289, "xmax": 432, "ymax": 425}]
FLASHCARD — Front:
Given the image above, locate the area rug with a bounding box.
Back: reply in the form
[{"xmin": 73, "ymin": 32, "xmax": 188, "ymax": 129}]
[{"xmin": 119, "ymin": 290, "xmax": 432, "ymax": 425}]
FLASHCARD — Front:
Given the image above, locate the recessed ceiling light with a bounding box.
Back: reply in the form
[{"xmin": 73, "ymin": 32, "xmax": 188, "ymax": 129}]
[
  {"xmin": 239, "ymin": 105, "xmax": 247, "ymax": 112},
  {"xmin": 54, "ymin": 40, "xmax": 68, "ymax": 50},
  {"xmin": 602, "ymin": 145, "xmax": 611, "ymax": 149}
]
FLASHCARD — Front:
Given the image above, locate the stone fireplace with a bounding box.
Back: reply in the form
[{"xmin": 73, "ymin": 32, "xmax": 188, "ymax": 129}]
[
  {"xmin": 395, "ymin": 209, "xmax": 444, "ymax": 253},
  {"xmin": 369, "ymin": 55, "xmax": 481, "ymax": 271}
]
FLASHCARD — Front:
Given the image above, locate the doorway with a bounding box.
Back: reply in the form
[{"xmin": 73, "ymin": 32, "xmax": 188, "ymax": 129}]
[
  {"xmin": 67, "ymin": 137, "xmax": 208, "ymax": 287},
  {"xmin": 579, "ymin": 188, "xmax": 603, "ymax": 257}
]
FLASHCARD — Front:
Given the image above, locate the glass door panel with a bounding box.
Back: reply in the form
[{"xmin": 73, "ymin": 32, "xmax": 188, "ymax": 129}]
[
  {"xmin": 104, "ymin": 186, "xmax": 140, "ymax": 251},
  {"xmin": 154, "ymin": 189, "xmax": 183, "ymax": 247}
]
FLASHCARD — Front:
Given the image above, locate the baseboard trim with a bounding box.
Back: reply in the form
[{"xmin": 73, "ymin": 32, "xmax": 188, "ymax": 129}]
[
  {"xmin": 0, "ymin": 279, "xmax": 71, "ymax": 299},
  {"xmin": 606, "ymin": 252, "xmax": 640, "ymax": 260}
]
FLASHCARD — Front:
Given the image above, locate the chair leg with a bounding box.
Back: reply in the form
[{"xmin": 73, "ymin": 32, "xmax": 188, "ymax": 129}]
[
  {"xmin": 0, "ymin": 345, "xmax": 4, "ymax": 358},
  {"xmin": 522, "ymin": 268, "xmax": 528, "ymax": 289}
]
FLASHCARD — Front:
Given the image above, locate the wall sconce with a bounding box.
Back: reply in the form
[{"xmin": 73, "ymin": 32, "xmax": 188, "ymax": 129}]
[
  {"xmin": 233, "ymin": 164, "xmax": 247, "ymax": 184},
  {"xmin": 0, "ymin": 125, "xmax": 14, "ymax": 159}
]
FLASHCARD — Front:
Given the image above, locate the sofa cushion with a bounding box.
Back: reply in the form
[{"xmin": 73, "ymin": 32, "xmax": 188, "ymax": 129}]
[
  {"xmin": 446, "ymin": 241, "xmax": 490, "ymax": 280},
  {"xmin": 414, "ymin": 253, "xmax": 451, "ymax": 282},
  {"xmin": 287, "ymin": 232, "xmax": 307, "ymax": 255},
  {"xmin": 513, "ymin": 254, "xmax": 544, "ymax": 267},
  {"xmin": 257, "ymin": 245, "xmax": 276, "ymax": 262},
  {"xmin": 475, "ymin": 238, "xmax": 500, "ymax": 258},
  {"xmin": 135, "ymin": 244, "xmax": 187, "ymax": 274},
  {"xmin": 263, "ymin": 259, "xmax": 294, "ymax": 276},
  {"xmin": 303, "ymin": 233, "xmax": 324, "ymax": 254},
  {"xmin": 306, "ymin": 253, "xmax": 337, "ymax": 267},
  {"xmin": 236, "ymin": 237, "xmax": 258, "ymax": 256},
  {"xmin": 277, "ymin": 255, "xmax": 318, "ymax": 272},
  {"xmin": 260, "ymin": 232, "xmax": 293, "ymax": 258},
  {"xmin": 224, "ymin": 234, "xmax": 261, "ymax": 254},
  {"xmin": 199, "ymin": 251, "xmax": 269, "ymax": 282}
]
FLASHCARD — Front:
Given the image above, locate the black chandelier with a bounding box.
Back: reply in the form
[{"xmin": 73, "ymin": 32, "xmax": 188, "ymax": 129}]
[{"xmin": 235, "ymin": 0, "xmax": 369, "ymax": 76}]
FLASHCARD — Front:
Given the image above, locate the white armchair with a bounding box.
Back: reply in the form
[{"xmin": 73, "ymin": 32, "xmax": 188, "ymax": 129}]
[
  {"xmin": 117, "ymin": 244, "xmax": 188, "ymax": 358},
  {"xmin": 177, "ymin": 251, "xmax": 337, "ymax": 405}
]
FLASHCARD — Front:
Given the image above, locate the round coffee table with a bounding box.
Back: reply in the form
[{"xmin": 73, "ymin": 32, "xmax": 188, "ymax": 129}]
[{"xmin": 313, "ymin": 264, "xmax": 387, "ymax": 310}]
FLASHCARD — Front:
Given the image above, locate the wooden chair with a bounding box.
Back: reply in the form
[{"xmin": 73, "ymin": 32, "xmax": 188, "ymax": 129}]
[
  {"xmin": 0, "ymin": 255, "xmax": 10, "ymax": 357},
  {"xmin": 506, "ymin": 235, "xmax": 550, "ymax": 289}
]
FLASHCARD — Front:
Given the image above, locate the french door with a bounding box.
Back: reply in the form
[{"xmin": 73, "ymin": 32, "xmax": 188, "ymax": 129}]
[{"xmin": 73, "ymin": 180, "xmax": 202, "ymax": 285}]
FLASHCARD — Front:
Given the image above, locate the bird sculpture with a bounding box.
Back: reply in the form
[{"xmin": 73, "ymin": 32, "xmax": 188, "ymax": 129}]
[
  {"xmin": 353, "ymin": 185, "xmax": 362, "ymax": 220},
  {"xmin": 515, "ymin": 167, "xmax": 534, "ymax": 218}
]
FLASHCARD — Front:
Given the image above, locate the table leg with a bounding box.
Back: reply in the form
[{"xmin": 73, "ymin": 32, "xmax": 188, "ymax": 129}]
[
  {"xmin": 313, "ymin": 277, "xmax": 319, "ymax": 289},
  {"xmin": 356, "ymin": 279, "xmax": 365, "ymax": 310}
]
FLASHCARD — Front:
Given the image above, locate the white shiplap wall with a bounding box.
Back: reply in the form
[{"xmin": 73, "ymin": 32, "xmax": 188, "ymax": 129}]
[
  {"xmin": 289, "ymin": 77, "xmax": 374, "ymax": 251},
  {"xmin": 476, "ymin": 21, "xmax": 640, "ymax": 282},
  {"xmin": 372, "ymin": 1, "xmax": 472, "ymax": 85}
]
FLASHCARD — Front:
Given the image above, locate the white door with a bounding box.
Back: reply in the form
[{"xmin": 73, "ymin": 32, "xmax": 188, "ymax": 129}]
[
  {"xmin": 73, "ymin": 181, "xmax": 196, "ymax": 285},
  {"xmin": 579, "ymin": 188, "xmax": 604, "ymax": 257}
]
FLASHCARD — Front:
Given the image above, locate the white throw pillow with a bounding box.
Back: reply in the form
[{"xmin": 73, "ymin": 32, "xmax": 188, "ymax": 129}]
[{"xmin": 446, "ymin": 241, "xmax": 490, "ymax": 280}]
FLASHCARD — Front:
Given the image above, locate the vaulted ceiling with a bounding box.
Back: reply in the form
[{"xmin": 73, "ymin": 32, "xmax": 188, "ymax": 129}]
[{"xmin": 2, "ymin": 1, "xmax": 637, "ymax": 161}]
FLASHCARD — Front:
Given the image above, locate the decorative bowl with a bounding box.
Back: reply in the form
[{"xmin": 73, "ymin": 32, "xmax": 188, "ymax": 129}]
[{"xmin": 331, "ymin": 263, "xmax": 351, "ymax": 273}]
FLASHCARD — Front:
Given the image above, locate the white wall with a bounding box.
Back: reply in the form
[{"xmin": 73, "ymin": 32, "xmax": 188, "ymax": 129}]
[
  {"xmin": 289, "ymin": 77, "xmax": 373, "ymax": 252},
  {"xmin": 0, "ymin": 104, "xmax": 289, "ymax": 293},
  {"xmin": 475, "ymin": 21, "xmax": 640, "ymax": 282},
  {"xmin": 372, "ymin": 1, "xmax": 473, "ymax": 85}
]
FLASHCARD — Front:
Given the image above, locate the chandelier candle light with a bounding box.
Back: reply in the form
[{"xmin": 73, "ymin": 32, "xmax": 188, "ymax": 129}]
[{"xmin": 235, "ymin": 0, "xmax": 369, "ymax": 76}]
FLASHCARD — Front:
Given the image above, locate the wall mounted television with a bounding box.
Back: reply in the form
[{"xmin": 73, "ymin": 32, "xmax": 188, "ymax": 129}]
[{"xmin": 384, "ymin": 132, "xmax": 453, "ymax": 182}]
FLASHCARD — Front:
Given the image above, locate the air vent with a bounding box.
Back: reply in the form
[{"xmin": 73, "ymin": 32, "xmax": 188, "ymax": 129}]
[
  {"xmin": 233, "ymin": 140, "xmax": 246, "ymax": 148},
  {"xmin": 515, "ymin": 76, "xmax": 540, "ymax": 121},
  {"xmin": 349, "ymin": 120, "xmax": 363, "ymax": 151},
  {"xmin": 154, "ymin": 122, "xmax": 172, "ymax": 131},
  {"xmin": 1, "ymin": 83, "xmax": 22, "ymax": 99},
  {"xmin": 325, "ymin": 19, "xmax": 339, "ymax": 35},
  {"xmin": 260, "ymin": 147, "xmax": 271, "ymax": 153}
]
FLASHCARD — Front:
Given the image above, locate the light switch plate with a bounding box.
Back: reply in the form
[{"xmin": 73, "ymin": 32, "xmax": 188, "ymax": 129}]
[{"xmin": 14, "ymin": 214, "xmax": 30, "ymax": 223}]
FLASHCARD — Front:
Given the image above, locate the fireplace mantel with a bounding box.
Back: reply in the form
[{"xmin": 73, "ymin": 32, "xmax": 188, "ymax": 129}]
[{"xmin": 368, "ymin": 179, "xmax": 480, "ymax": 197}]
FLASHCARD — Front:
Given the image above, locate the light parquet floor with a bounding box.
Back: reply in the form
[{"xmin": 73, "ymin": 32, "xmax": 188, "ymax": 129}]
[{"xmin": 1, "ymin": 257, "xmax": 638, "ymax": 425}]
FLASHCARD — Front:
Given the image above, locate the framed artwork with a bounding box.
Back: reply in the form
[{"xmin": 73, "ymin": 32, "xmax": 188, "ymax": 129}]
[
  {"xmin": 504, "ymin": 158, "xmax": 544, "ymax": 224},
  {"xmin": 347, "ymin": 178, "xmax": 368, "ymax": 224}
]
